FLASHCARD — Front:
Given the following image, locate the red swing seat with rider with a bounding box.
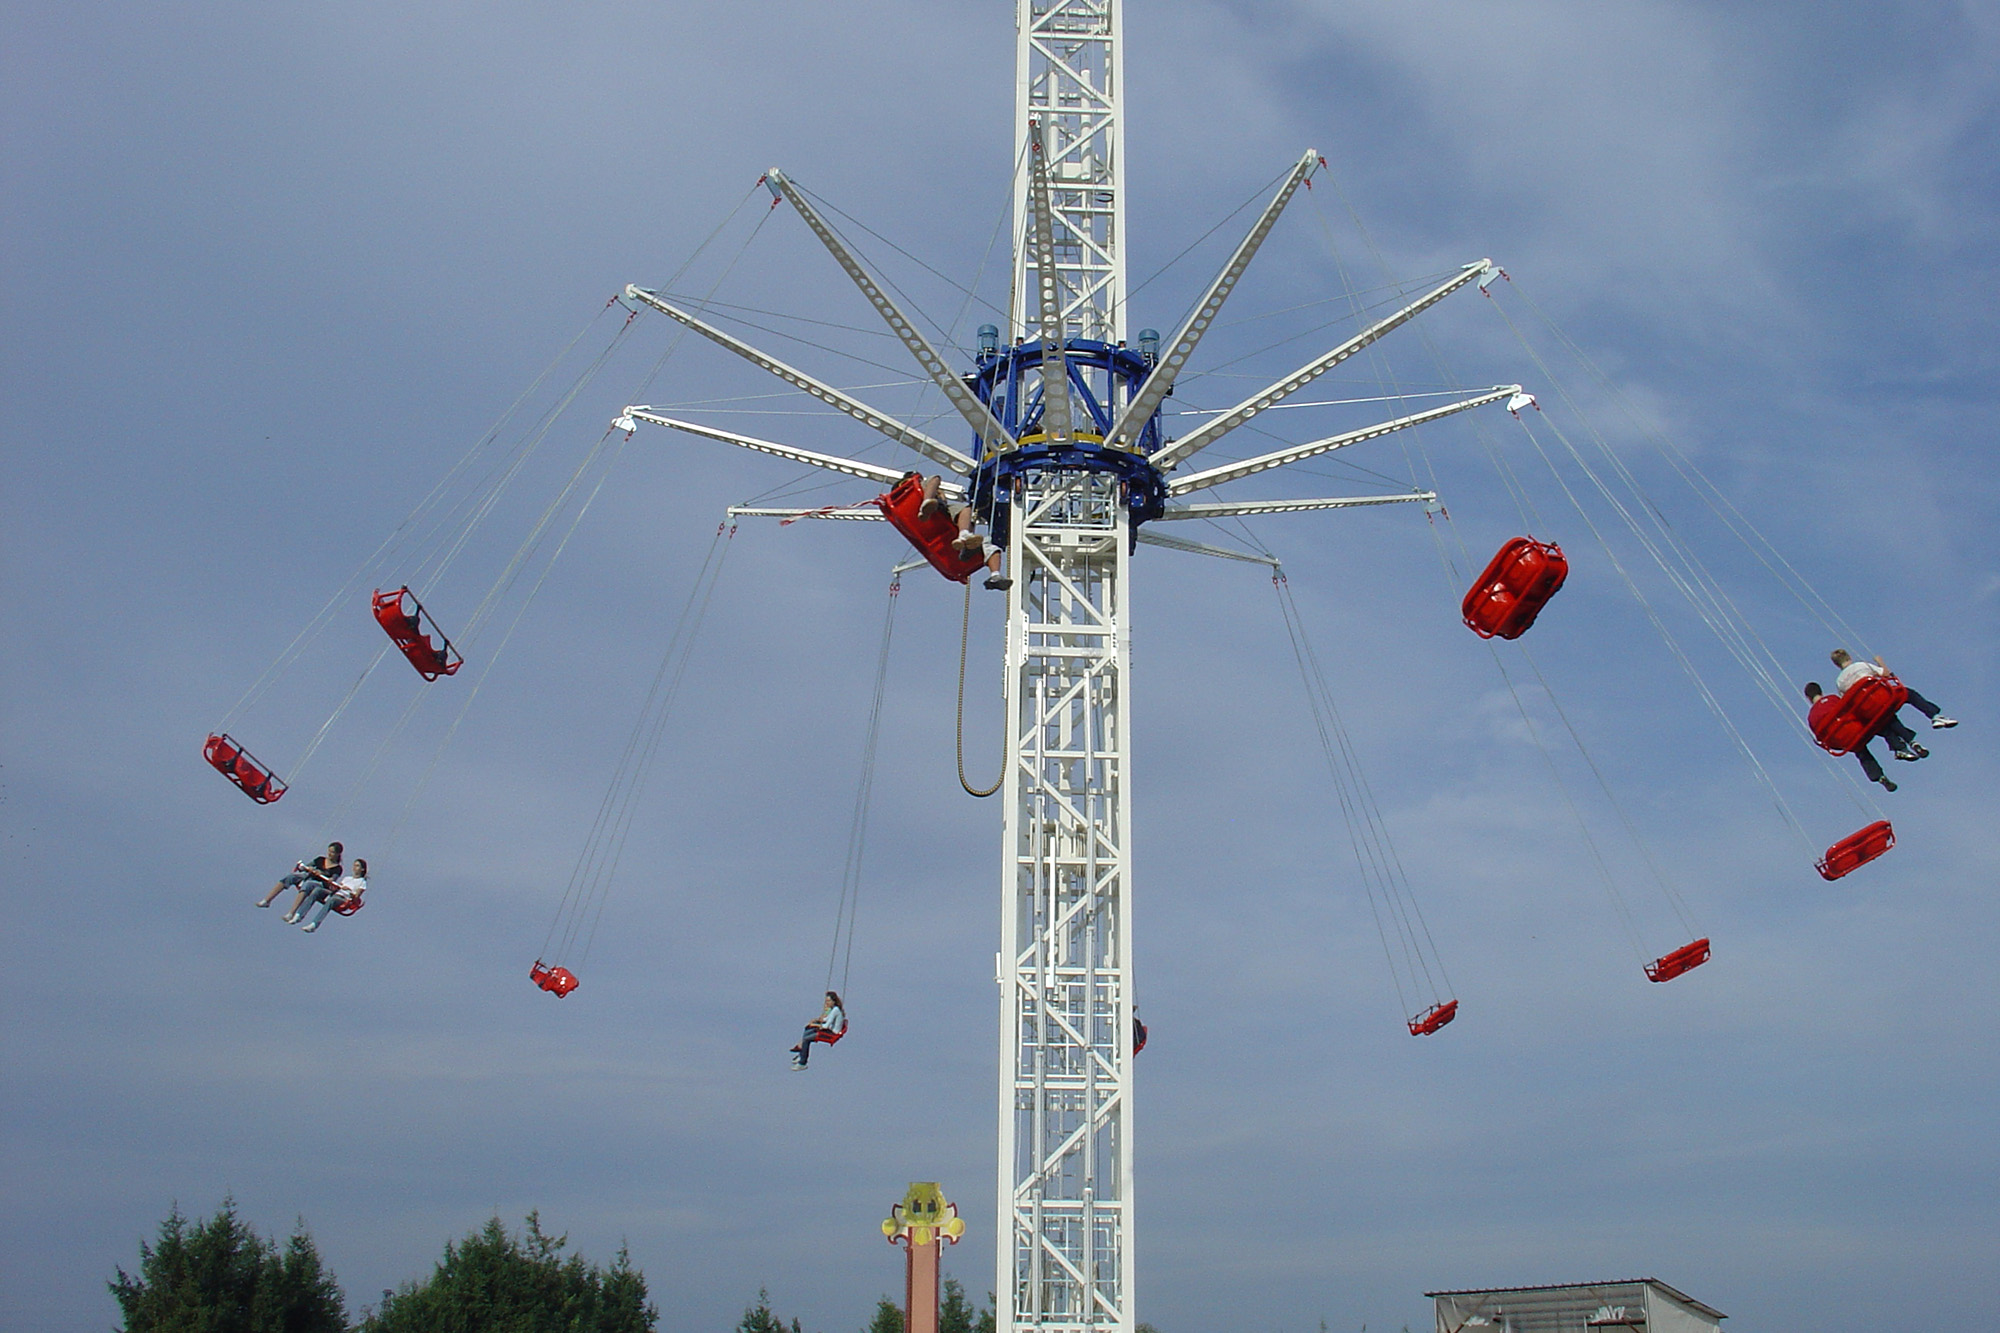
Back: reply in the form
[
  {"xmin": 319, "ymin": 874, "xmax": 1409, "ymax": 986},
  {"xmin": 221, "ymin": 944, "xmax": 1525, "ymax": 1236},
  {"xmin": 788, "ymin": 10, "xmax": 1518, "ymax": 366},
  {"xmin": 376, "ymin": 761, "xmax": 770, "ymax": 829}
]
[
  {"xmin": 1808, "ymin": 674, "xmax": 1909, "ymax": 755},
  {"xmin": 806, "ymin": 1017, "xmax": 849, "ymax": 1046},
  {"xmin": 372, "ymin": 587, "xmax": 464, "ymax": 681},
  {"xmin": 875, "ymin": 475, "xmax": 987, "ymax": 583},
  {"xmin": 1462, "ymin": 537, "xmax": 1568, "ymax": 640},
  {"xmin": 203, "ymin": 733, "xmax": 288, "ymax": 804}
]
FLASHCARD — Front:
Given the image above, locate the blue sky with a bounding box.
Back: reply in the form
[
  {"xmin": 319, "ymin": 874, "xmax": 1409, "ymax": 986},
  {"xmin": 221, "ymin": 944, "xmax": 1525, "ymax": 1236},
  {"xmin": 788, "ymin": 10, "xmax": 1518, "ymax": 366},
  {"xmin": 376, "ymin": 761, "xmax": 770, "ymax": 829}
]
[{"xmin": 5, "ymin": 2, "xmax": 1997, "ymax": 1331}]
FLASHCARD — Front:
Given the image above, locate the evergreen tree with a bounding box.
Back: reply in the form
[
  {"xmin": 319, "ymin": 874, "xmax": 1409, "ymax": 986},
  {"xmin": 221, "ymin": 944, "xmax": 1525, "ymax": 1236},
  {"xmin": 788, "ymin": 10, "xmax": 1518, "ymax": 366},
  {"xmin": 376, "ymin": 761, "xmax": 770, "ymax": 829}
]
[
  {"xmin": 109, "ymin": 1199, "xmax": 346, "ymax": 1333},
  {"xmin": 737, "ymin": 1287, "xmax": 803, "ymax": 1333},
  {"xmin": 360, "ymin": 1212, "xmax": 655, "ymax": 1333},
  {"xmin": 939, "ymin": 1279, "xmax": 977, "ymax": 1333},
  {"xmin": 865, "ymin": 1296, "xmax": 904, "ymax": 1333}
]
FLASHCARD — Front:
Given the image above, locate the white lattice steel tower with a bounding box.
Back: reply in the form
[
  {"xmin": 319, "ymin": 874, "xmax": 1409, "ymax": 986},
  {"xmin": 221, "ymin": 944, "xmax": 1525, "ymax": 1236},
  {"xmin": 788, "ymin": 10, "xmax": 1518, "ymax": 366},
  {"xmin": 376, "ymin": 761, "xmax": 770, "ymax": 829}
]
[
  {"xmin": 997, "ymin": 6, "xmax": 1133, "ymax": 1330},
  {"xmin": 616, "ymin": 5, "xmax": 1517, "ymax": 1329}
]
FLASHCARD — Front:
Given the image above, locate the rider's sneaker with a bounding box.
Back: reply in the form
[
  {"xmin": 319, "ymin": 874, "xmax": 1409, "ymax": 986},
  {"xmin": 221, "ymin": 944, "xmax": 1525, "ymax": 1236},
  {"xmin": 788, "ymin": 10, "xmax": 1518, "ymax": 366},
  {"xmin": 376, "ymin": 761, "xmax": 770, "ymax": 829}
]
[
  {"xmin": 1932, "ymin": 716, "xmax": 1958, "ymax": 729},
  {"xmin": 1878, "ymin": 775, "xmax": 1898, "ymax": 792},
  {"xmin": 985, "ymin": 576, "xmax": 1013, "ymax": 591}
]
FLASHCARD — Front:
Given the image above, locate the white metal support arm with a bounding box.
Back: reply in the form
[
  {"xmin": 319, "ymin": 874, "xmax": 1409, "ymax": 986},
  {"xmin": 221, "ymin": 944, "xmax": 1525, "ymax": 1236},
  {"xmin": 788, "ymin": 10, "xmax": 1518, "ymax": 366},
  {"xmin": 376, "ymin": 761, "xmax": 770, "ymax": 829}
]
[
  {"xmin": 726, "ymin": 506, "xmax": 889, "ymax": 522},
  {"xmin": 622, "ymin": 286, "xmax": 975, "ymax": 476},
  {"xmin": 1102, "ymin": 148, "xmax": 1321, "ymax": 453},
  {"xmin": 1164, "ymin": 385, "xmax": 1518, "ymax": 495},
  {"xmin": 1156, "ymin": 493, "xmax": 1436, "ymax": 518},
  {"xmin": 1026, "ymin": 120, "xmax": 1076, "ymax": 445},
  {"xmin": 620, "ymin": 409, "xmax": 951, "ymax": 492},
  {"xmin": 1150, "ymin": 260, "xmax": 1498, "ymax": 470},
  {"xmin": 763, "ymin": 169, "xmax": 1017, "ymax": 459},
  {"xmin": 1134, "ymin": 529, "xmax": 1281, "ymax": 566}
]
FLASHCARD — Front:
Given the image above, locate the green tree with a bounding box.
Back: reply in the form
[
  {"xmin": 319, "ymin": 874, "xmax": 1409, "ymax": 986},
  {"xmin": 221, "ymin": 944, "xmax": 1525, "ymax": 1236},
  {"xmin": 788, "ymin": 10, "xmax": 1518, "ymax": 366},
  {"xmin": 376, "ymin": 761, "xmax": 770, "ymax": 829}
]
[
  {"xmin": 737, "ymin": 1287, "xmax": 803, "ymax": 1333},
  {"xmin": 939, "ymin": 1279, "xmax": 977, "ymax": 1333},
  {"xmin": 109, "ymin": 1199, "xmax": 346, "ymax": 1333},
  {"xmin": 360, "ymin": 1212, "xmax": 655, "ymax": 1333},
  {"xmin": 865, "ymin": 1295, "xmax": 904, "ymax": 1333}
]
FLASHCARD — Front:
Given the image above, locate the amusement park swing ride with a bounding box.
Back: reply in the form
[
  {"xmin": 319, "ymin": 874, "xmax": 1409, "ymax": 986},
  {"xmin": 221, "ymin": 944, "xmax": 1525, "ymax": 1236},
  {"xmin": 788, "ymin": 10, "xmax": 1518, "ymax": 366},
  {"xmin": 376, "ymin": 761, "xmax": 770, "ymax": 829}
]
[{"xmin": 203, "ymin": 3, "xmax": 1932, "ymax": 1331}]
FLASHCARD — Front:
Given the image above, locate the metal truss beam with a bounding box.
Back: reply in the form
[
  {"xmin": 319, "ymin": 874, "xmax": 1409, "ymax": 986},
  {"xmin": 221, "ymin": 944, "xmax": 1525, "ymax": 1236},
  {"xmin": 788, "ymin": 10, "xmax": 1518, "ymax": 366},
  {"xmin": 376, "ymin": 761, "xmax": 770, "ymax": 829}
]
[
  {"xmin": 1157, "ymin": 493, "xmax": 1436, "ymax": 518},
  {"xmin": 764, "ymin": 170, "xmax": 1017, "ymax": 459},
  {"xmin": 623, "ymin": 286, "xmax": 977, "ymax": 476},
  {"xmin": 1165, "ymin": 386, "xmax": 1516, "ymax": 495},
  {"xmin": 618, "ymin": 409, "xmax": 911, "ymax": 487},
  {"xmin": 1150, "ymin": 260, "xmax": 1497, "ymax": 470},
  {"xmin": 725, "ymin": 506, "xmax": 890, "ymax": 522},
  {"xmin": 1102, "ymin": 149, "xmax": 1321, "ymax": 453},
  {"xmin": 1133, "ymin": 529, "xmax": 1281, "ymax": 566},
  {"xmin": 1027, "ymin": 120, "xmax": 1077, "ymax": 445},
  {"xmin": 1013, "ymin": 0, "xmax": 1126, "ymax": 344}
]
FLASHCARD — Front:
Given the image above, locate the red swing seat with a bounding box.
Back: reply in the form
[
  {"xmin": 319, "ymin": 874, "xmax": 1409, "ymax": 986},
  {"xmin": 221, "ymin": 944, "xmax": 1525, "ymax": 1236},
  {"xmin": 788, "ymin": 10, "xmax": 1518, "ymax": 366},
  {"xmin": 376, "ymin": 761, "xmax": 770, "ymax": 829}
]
[
  {"xmin": 875, "ymin": 475, "xmax": 988, "ymax": 583},
  {"xmin": 1408, "ymin": 999, "xmax": 1458, "ymax": 1036},
  {"xmin": 529, "ymin": 960, "xmax": 579, "ymax": 997},
  {"xmin": 807, "ymin": 1019, "xmax": 849, "ymax": 1046},
  {"xmin": 331, "ymin": 895, "xmax": 365, "ymax": 917},
  {"xmin": 372, "ymin": 587, "xmax": 464, "ymax": 681},
  {"xmin": 1462, "ymin": 537, "xmax": 1568, "ymax": 639},
  {"xmin": 1645, "ymin": 937, "xmax": 1711, "ymax": 982},
  {"xmin": 1808, "ymin": 675, "xmax": 1908, "ymax": 755},
  {"xmin": 203, "ymin": 733, "xmax": 288, "ymax": 804},
  {"xmin": 1817, "ymin": 820, "xmax": 1895, "ymax": 881}
]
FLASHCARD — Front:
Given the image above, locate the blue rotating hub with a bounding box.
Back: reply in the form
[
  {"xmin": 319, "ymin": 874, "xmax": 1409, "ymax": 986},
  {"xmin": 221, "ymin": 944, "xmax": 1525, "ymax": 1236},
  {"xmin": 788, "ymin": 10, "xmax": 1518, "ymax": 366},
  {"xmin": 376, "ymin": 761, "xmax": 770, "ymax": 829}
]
[{"xmin": 964, "ymin": 328, "xmax": 1169, "ymax": 547}]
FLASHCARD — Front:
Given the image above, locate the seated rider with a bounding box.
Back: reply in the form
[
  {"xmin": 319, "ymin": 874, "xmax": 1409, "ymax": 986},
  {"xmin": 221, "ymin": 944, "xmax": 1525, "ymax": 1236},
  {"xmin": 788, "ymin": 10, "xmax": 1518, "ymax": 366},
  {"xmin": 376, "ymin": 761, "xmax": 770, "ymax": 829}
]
[
  {"xmin": 789, "ymin": 990, "xmax": 846, "ymax": 1070},
  {"xmin": 298, "ymin": 858, "xmax": 368, "ymax": 932},
  {"xmin": 255, "ymin": 842, "xmax": 342, "ymax": 918},
  {"xmin": 1831, "ymin": 649, "xmax": 1956, "ymax": 732},
  {"xmin": 918, "ymin": 475, "xmax": 1012, "ymax": 592},
  {"xmin": 1805, "ymin": 682, "xmax": 1916, "ymax": 792}
]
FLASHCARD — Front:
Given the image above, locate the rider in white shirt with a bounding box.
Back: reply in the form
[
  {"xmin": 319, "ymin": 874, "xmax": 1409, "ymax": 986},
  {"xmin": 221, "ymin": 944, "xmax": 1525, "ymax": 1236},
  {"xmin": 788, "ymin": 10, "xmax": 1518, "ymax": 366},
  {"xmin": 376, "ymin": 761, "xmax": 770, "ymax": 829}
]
[
  {"xmin": 1830, "ymin": 648, "xmax": 1956, "ymax": 738},
  {"xmin": 300, "ymin": 859, "xmax": 368, "ymax": 932}
]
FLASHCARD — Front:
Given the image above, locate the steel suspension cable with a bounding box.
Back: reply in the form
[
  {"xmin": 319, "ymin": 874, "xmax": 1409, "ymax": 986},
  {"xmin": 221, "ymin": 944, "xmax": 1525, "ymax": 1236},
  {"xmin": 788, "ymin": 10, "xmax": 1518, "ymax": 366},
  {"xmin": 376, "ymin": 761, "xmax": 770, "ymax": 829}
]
[
  {"xmin": 1506, "ymin": 407, "xmax": 1819, "ymax": 856},
  {"xmin": 568, "ymin": 522, "xmax": 736, "ymax": 966},
  {"xmin": 1273, "ymin": 573, "xmax": 1454, "ymax": 1017},
  {"xmin": 826, "ymin": 571, "xmax": 901, "ymax": 995},
  {"xmin": 536, "ymin": 521, "xmax": 734, "ymax": 964},
  {"xmin": 380, "ymin": 430, "xmax": 633, "ymax": 860},
  {"xmin": 215, "ymin": 301, "xmax": 629, "ymax": 734},
  {"xmin": 1504, "ymin": 277, "xmax": 1874, "ymax": 655}
]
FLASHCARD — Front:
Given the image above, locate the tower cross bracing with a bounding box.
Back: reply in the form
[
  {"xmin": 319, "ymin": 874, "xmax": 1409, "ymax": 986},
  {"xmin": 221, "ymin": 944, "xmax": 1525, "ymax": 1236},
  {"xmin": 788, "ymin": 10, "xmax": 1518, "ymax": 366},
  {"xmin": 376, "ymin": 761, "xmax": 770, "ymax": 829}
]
[{"xmin": 1012, "ymin": 0, "xmax": 1125, "ymax": 343}]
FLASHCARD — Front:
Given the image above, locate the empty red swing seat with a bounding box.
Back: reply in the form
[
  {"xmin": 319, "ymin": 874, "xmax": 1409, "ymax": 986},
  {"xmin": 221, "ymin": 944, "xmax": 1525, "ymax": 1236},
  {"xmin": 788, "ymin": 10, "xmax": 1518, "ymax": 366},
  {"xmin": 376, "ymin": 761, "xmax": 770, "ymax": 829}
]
[
  {"xmin": 1408, "ymin": 999, "xmax": 1458, "ymax": 1036},
  {"xmin": 875, "ymin": 475, "xmax": 988, "ymax": 583},
  {"xmin": 529, "ymin": 960, "xmax": 579, "ymax": 997},
  {"xmin": 372, "ymin": 587, "xmax": 463, "ymax": 681},
  {"xmin": 1463, "ymin": 537, "xmax": 1568, "ymax": 639},
  {"xmin": 1645, "ymin": 937, "xmax": 1711, "ymax": 983},
  {"xmin": 1817, "ymin": 820, "xmax": 1895, "ymax": 881},
  {"xmin": 203, "ymin": 733, "xmax": 288, "ymax": 804},
  {"xmin": 1808, "ymin": 675, "xmax": 1909, "ymax": 755}
]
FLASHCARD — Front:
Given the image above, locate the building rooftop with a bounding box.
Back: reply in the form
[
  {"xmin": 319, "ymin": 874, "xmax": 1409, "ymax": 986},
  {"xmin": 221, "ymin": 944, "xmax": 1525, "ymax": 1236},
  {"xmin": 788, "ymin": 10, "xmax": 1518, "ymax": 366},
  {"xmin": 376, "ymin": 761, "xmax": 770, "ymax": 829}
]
[{"xmin": 1424, "ymin": 1279, "xmax": 1727, "ymax": 1324}]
